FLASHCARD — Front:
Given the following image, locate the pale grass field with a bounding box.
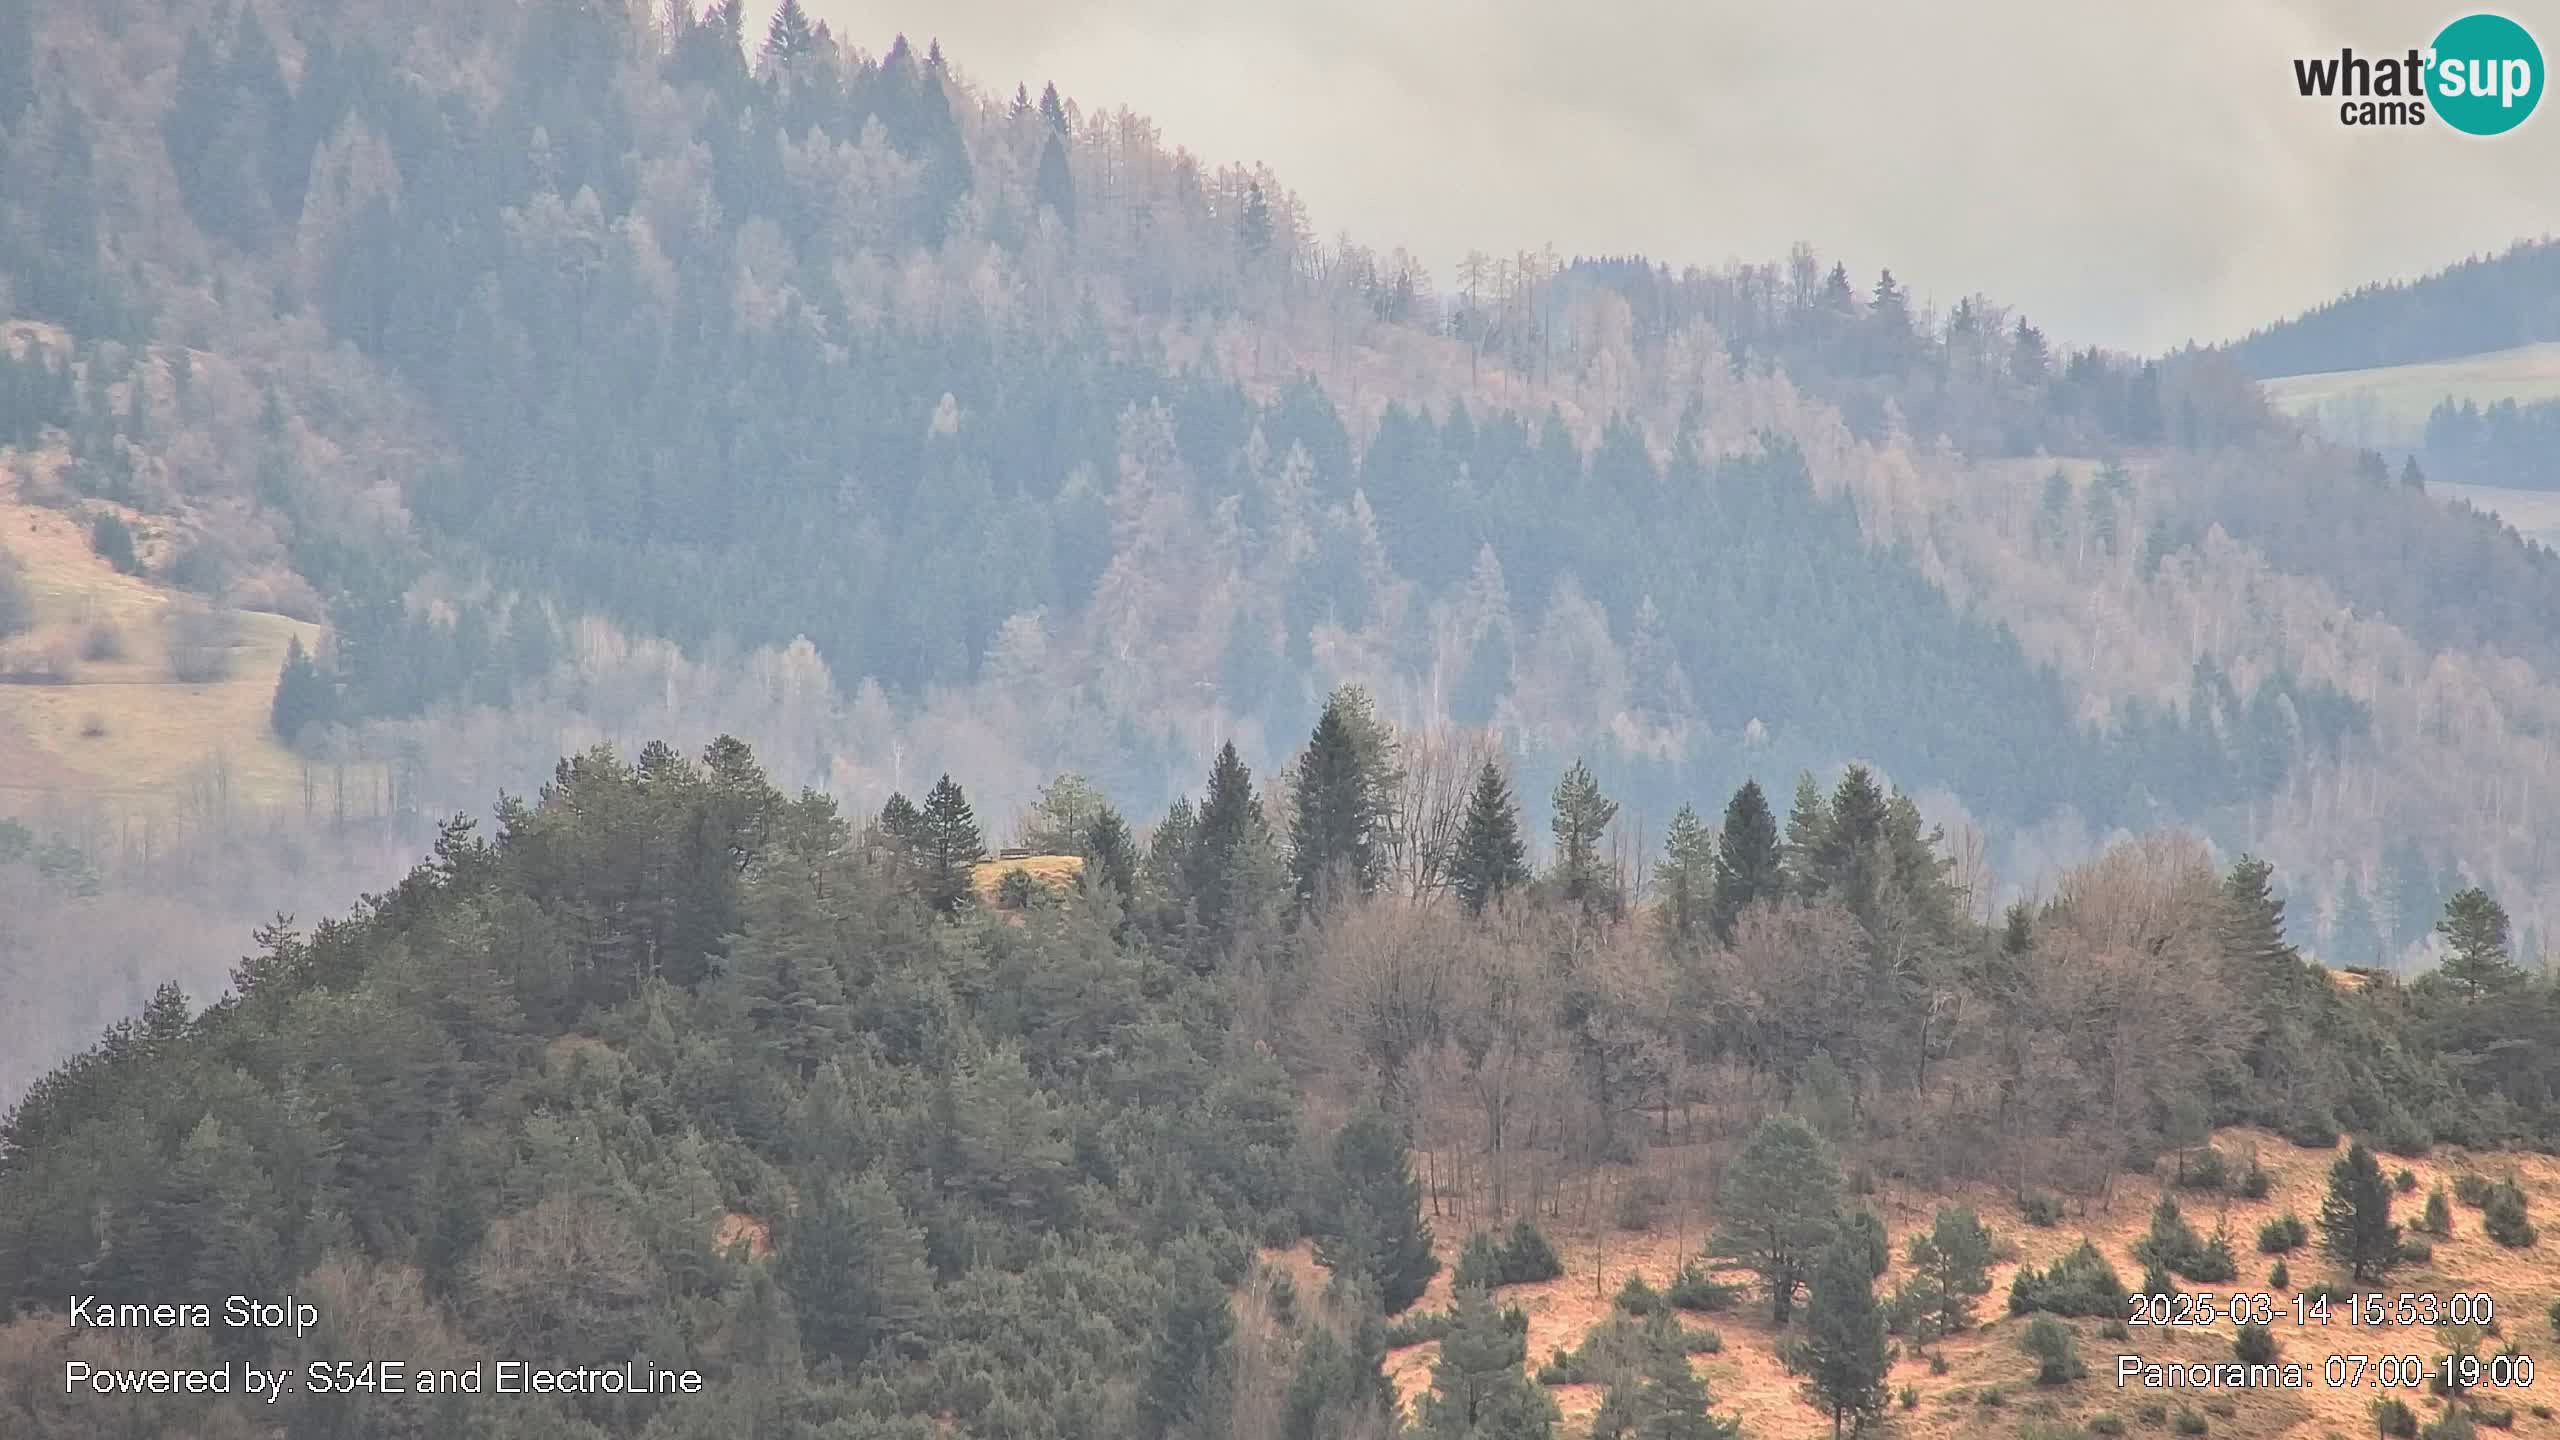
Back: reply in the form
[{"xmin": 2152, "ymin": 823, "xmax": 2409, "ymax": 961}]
[
  {"xmin": 2261, "ymin": 342, "xmax": 2560, "ymax": 449},
  {"xmin": 1263, "ymin": 1127, "xmax": 2560, "ymax": 1439},
  {"xmin": 0, "ymin": 485, "xmax": 330, "ymax": 819}
]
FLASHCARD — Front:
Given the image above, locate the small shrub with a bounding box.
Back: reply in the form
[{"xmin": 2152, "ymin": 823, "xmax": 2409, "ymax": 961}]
[
  {"xmin": 2546, "ymin": 1298, "xmax": 2560, "ymax": 1338},
  {"xmin": 2285, "ymin": 1113, "xmax": 2340, "ymax": 1149},
  {"xmin": 2396, "ymin": 1168, "xmax": 2421, "ymax": 1193},
  {"xmin": 2180, "ymin": 1146, "xmax": 2231, "ymax": 1192},
  {"xmin": 1930, "ymin": 1350, "xmax": 1950, "ymax": 1375},
  {"xmin": 1613, "ymin": 1271, "xmax": 1661, "ymax": 1316},
  {"xmin": 2475, "ymin": 1406, "xmax": 2515, "ymax": 1430},
  {"xmin": 77, "ymin": 711, "xmax": 105, "ymax": 738},
  {"xmin": 1680, "ymin": 1326, "xmax": 1720, "ymax": 1354},
  {"xmin": 2089, "ymin": 1413, "xmax": 2127, "ymax": 1437},
  {"xmin": 2205, "ymin": 1399, "xmax": 2236, "ymax": 1418},
  {"xmin": 2455, "ymin": 1174, "xmax": 2493, "ymax": 1208},
  {"xmin": 2233, "ymin": 1320, "xmax": 2277, "ymax": 1364},
  {"xmin": 1666, "ymin": 1260, "xmax": 1740, "ymax": 1313},
  {"xmin": 1496, "ymin": 1219, "xmax": 1564, "ymax": 1283},
  {"xmin": 2173, "ymin": 1405, "xmax": 2209, "ymax": 1435},
  {"xmin": 2421, "ymin": 1407, "xmax": 2477, "ymax": 1440},
  {"xmin": 2304, "ymin": 1281, "xmax": 2352, "ymax": 1306},
  {"xmin": 1898, "ymin": 1383, "xmax": 1919, "ymax": 1411},
  {"xmin": 2426, "ymin": 1188, "xmax": 2454, "ymax": 1236},
  {"xmin": 2011, "ymin": 1239, "xmax": 2128, "ymax": 1318},
  {"xmin": 2371, "ymin": 1397, "xmax": 2418, "ymax": 1438},
  {"xmin": 2022, "ymin": 1314, "xmax": 2083, "ymax": 1384},
  {"xmin": 2268, "ymin": 1261, "xmax": 2289, "ymax": 1290},
  {"xmin": 2258, "ymin": 1214, "xmax": 2307, "ymax": 1253},
  {"xmin": 2481, "ymin": 1179, "xmax": 2535, "ymax": 1249},
  {"xmin": 90, "ymin": 512, "xmax": 138, "ymax": 574},
  {"xmin": 1454, "ymin": 1231, "xmax": 1504, "ymax": 1290},
  {"xmin": 1979, "ymin": 1384, "xmax": 2007, "ymax": 1407},
  {"xmin": 2527, "ymin": 1403, "xmax": 2551, "ymax": 1420},
  {"xmin": 996, "ymin": 868, "xmax": 1039, "ymax": 910},
  {"xmin": 2101, "ymin": 1318, "xmax": 2132, "ymax": 1340},
  {"xmin": 2021, "ymin": 1192, "xmax": 2065, "ymax": 1227},
  {"xmin": 2135, "ymin": 1400, "xmax": 2168, "ymax": 1426},
  {"xmin": 1382, "ymin": 1310, "xmax": 1451, "ymax": 1347},
  {"xmin": 78, "ymin": 619, "xmax": 122, "ymax": 661},
  {"xmin": 2400, "ymin": 1236, "xmax": 2435, "ymax": 1264},
  {"xmin": 2238, "ymin": 1155, "xmax": 2273, "ymax": 1200},
  {"xmin": 2378, "ymin": 1108, "xmax": 2433, "ymax": 1157}
]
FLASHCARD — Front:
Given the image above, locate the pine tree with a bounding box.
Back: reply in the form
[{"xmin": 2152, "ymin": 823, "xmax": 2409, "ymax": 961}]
[
  {"xmin": 91, "ymin": 510, "xmax": 137, "ymax": 574},
  {"xmin": 1710, "ymin": 1114, "xmax": 1843, "ymax": 1325},
  {"xmin": 1034, "ymin": 131, "xmax": 1075, "ymax": 232},
  {"xmin": 1813, "ymin": 765, "xmax": 1887, "ymax": 921},
  {"xmin": 1416, "ymin": 1285, "xmax": 1557, "ymax": 1439},
  {"xmin": 917, "ymin": 774, "xmax": 986, "ymax": 913},
  {"xmin": 2319, "ymin": 1141, "xmax": 2400, "ymax": 1284},
  {"xmin": 1453, "ymin": 761, "xmax": 1531, "ymax": 917},
  {"xmin": 1081, "ymin": 805, "xmax": 1138, "ymax": 903},
  {"xmin": 1710, "ymin": 779, "xmax": 1783, "ymax": 940},
  {"xmin": 1655, "ymin": 805, "xmax": 1715, "ymax": 940},
  {"xmin": 1292, "ymin": 699, "xmax": 1377, "ymax": 911},
  {"xmin": 270, "ymin": 634, "xmax": 335, "ymax": 742},
  {"xmin": 1610, "ymin": 1317, "xmax": 1738, "ymax": 1440},
  {"xmin": 2436, "ymin": 887, "xmax": 2520, "ymax": 997},
  {"xmin": 760, "ymin": 0, "xmax": 817, "ymax": 70},
  {"xmin": 1789, "ymin": 1230, "xmax": 1890, "ymax": 1439},
  {"xmin": 1239, "ymin": 181, "xmax": 1274, "ymax": 257},
  {"xmin": 1038, "ymin": 81, "xmax": 1068, "ymax": 134},
  {"xmin": 1140, "ymin": 1240, "xmax": 1236, "ymax": 1439},
  {"xmin": 1550, "ymin": 758, "xmax": 1620, "ymax": 917},
  {"xmin": 779, "ymin": 1172, "xmax": 931, "ymax": 1369},
  {"xmin": 1906, "ymin": 1204, "xmax": 1995, "ymax": 1335}
]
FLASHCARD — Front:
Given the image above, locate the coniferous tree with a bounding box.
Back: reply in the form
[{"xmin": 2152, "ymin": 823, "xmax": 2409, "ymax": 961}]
[
  {"xmin": 1317, "ymin": 1105, "xmax": 1438, "ymax": 1315},
  {"xmin": 1038, "ymin": 81, "xmax": 1068, "ymax": 133},
  {"xmin": 1655, "ymin": 804, "xmax": 1715, "ymax": 941},
  {"xmin": 1550, "ymin": 758, "xmax": 1620, "ymax": 917},
  {"xmin": 1782, "ymin": 773, "xmax": 1831, "ymax": 898},
  {"xmin": 1185, "ymin": 741, "xmax": 1266, "ymax": 954},
  {"xmin": 90, "ymin": 510, "xmax": 137, "ymax": 574},
  {"xmin": 2436, "ymin": 887, "xmax": 2520, "ymax": 996},
  {"xmin": 780, "ymin": 1172, "xmax": 931, "ymax": 1370},
  {"xmin": 2319, "ymin": 1141, "xmax": 2400, "ymax": 1284},
  {"xmin": 918, "ymin": 774, "xmax": 985, "ymax": 913},
  {"xmin": 1140, "ymin": 1241, "xmax": 1235, "ymax": 1439},
  {"xmin": 1789, "ymin": 1230, "xmax": 1890, "ymax": 1440},
  {"xmin": 1034, "ymin": 131, "xmax": 1075, "ymax": 232},
  {"xmin": 270, "ymin": 635, "xmax": 335, "ymax": 742},
  {"xmin": 1710, "ymin": 779, "xmax": 1783, "ymax": 940},
  {"xmin": 1239, "ymin": 181, "xmax": 1274, "ymax": 257},
  {"xmin": 1906, "ymin": 1204, "xmax": 1995, "ymax": 1335},
  {"xmin": 1292, "ymin": 698, "xmax": 1377, "ymax": 911},
  {"xmin": 1416, "ymin": 1285, "xmax": 1556, "ymax": 1439},
  {"xmin": 1454, "ymin": 761, "xmax": 1531, "ymax": 917},
  {"xmin": 760, "ymin": 0, "xmax": 817, "ymax": 71},
  {"xmin": 1711, "ymin": 1114, "xmax": 1843, "ymax": 1325},
  {"xmin": 1813, "ymin": 765, "xmax": 1888, "ymax": 921},
  {"xmin": 1081, "ymin": 805, "xmax": 1138, "ymax": 904}
]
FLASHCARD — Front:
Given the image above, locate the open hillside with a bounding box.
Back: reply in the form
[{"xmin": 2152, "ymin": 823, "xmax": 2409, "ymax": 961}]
[
  {"xmin": 2227, "ymin": 239, "xmax": 2560, "ymax": 381},
  {"xmin": 2258, "ymin": 342, "xmax": 2560, "ymax": 450}
]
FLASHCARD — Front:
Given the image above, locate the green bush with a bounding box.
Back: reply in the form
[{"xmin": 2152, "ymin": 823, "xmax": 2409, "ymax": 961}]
[
  {"xmin": 2010, "ymin": 1239, "xmax": 2127, "ymax": 1318},
  {"xmin": 2136, "ymin": 1401, "xmax": 2168, "ymax": 1425},
  {"xmin": 2422, "ymin": 1406, "xmax": 2478, "ymax": 1440},
  {"xmin": 2022, "ymin": 1314, "xmax": 2084, "ymax": 1384},
  {"xmin": 2372, "ymin": 1397, "xmax": 2418, "ymax": 1437},
  {"xmin": 2238, "ymin": 1156, "xmax": 2273, "ymax": 1200},
  {"xmin": 2232, "ymin": 1320, "xmax": 2277, "ymax": 1364},
  {"xmin": 2172, "ymin": 1405, "xmax": 2208, "ymax": 1435},
  {"xmin": 2101, "ymin": 1317, "xmax": 2131, "ymax": 1340},
  {"xmin": 89, "ymin": 512, "xmax": 138, "ymax": 575},
  {"xmin": 2134, "ymin": 1195, "xmax": 2234, "ymax": 1280},
  {"xmin": 1613, "ymin": 1271, "xmax": 1662, "ymax": 1316},
  {"xmin": 1665, "ymin": 1259, "xmax": 1740, "ymax": 1313},
  {"xmin": 2401, "ymin": 1235, "xmax": 2435, "ymax": 1264},
  {"xmin": 1979, "ymin": 1384, "xmax": 2007, "ymax": 1407},
  {"xmin": 2481, "ymin": 1179, "xmax": 2536, "ymax": 1249},
  {"xmin": 2179, "ymin": 1147, "xmax": 2231, "ymax": 1192},
  {"xmin": 1453, "ymin": 1230, "xmax": 1504, "ymax": 1290},
  {"xmin": 2267, "ymin": 1261, "xmax": 2289, "ymax": 1290},
  {"xmin": 2546, "ymin": 1298, "xmax": 2560, "ymax": 1338},
  {"xmin": 1497, "ymin": 1218, "xmax": 1565, "ymax": 1283},
  {"xmin": 2427, "ymin": 1187, "xmax": 2454, "ymax": 1236},
  {"xmin": 2089, "ymin": 1413, "xmax": 2127, "ymax": 1436},
  {"xmin": 2304, "ymin": 1281, "xmax": 2352, "ymax": 1306},
  {"xmin": 2455, "ymin": 1174, "xmax": 2494, "ymax": 1208},
  {"xmin": 2396, "ymin": 1167, "xmax": 2420, "ymax": 1192},
  {"xmin": 1930, "ymin": 1351, "xmax": 1951, "ymax": 1376},
  {"xmin": 2021, "ymin": 1192, "xmax": 2065, "ymax": 1227},
  {"xmin": 2284, "ymin": 1113, "xmax": 2340, "ymax": 1149},
  {"xmin": 2257, "ymin": 1214, "xmax": 2307, "ymax": 1253},
  {"xmin": 1898, "ymin": 1383, "xmax": 1918, "ymax": 1411},
  {"xmin": 2476, "ymin": 1406, "xmax": 2516, "ymax": 1430}
]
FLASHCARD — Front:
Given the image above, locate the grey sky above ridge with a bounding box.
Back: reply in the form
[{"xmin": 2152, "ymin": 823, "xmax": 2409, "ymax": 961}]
[{"xmin": 787, "ymin": 0, "xmax": 2560, "ymax": 359}]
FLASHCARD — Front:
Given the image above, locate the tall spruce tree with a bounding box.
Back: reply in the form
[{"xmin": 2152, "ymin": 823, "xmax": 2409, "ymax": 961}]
[
  {"xmin": 1292, "ymin": 698, "xmax": 1378, "ymax": 911},
  {"xmin": 1655, "ymin": 804, "xmax": 1716, "ymax": 941},
  {"xmin": 1906, "ymin": 1204, "xmax": 1995, "ymax": 1335},
  {"xmin": 1710, "ymin": 779, "xmax": 1783, "ymax": 940},
  {"xmin": 1782, "ymin": 773, "xmax": 1831, "ymax": 898},
  {"xmin": 1140, "ymin": 1240, "xmax": 1235, "ymax": 1439},
  {"xmin": 1317, "ymin": 1106, "xmax": 1439, "ymax": 1315},
  {"xmin": 1550, "ymin": 758, "xmax": 1620, "ymax": 917},
  {"xmin": 1454, "ymin": 761, "xmax": 1530, "ymax": 917},
  {"xmin": 270, "ymin": 635, "xmax": 335, "ymax": 742},
  {"xmin": 1034, "ymin": 131, "xmax": 1075, "ymax": 232},
  {"xmin": 1081, "ymin": 805, "xmax": 1138, "ymax": 904},
  {"xmin": 918, "ymin": 774, "xmax": 986, "ymax": 913},
  {"xmin": 1789, "ymin": 1230, "xmax": 1890, "ymax": 1440},
  {"xmin": 1185, "ymin": 741, "xmax": 1266, "ymax": 955},
  {"xmin": 2318, "ymin": 1141, "xmax": 2400, "ymax": 1284},
  {"xmin": 780, "ymin": 1172, "xmax": 931, "ymax": 1370}
]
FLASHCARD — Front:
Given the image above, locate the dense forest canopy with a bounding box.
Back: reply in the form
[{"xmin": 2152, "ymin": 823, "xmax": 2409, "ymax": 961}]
[{"xmin": 2224, "ymin": 237, "xmax": 2560, "ymax": 378}]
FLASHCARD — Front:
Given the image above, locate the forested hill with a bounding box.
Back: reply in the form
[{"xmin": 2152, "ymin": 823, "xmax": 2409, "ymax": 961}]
[
  {"xmin": 7, "ymin": 726, "xmax": 2560, "ymax": 1438},
  {"xmin": 2224, "ymin": 237, "xmax": 2560, "ymax": 377},
  {"xmin": 7, "ymin": 0, "xmax": 2560, "ymax": 1062}
]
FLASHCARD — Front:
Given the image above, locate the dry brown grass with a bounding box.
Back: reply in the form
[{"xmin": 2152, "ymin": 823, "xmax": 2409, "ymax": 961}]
[
  {"xmin": 1263, "ymin": 1128, "xmax": 2560, "ymax": 1438},
  {"xmin": 969, "ymin": 853, "xmax": 1086, "ymax": 907},
  {"xmin": 0, "ymin": 480, "xmax": 354, "ymax": 821},
  {"xmin": 714, "ymin": 1212, "xmax": 772, "ymax": 1260}
]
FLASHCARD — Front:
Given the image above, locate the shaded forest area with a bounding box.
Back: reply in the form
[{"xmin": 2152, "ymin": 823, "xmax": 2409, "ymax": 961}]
[{"xmin": 2225, "ymin": 237, "xmax": 2560, "ymax": 377}]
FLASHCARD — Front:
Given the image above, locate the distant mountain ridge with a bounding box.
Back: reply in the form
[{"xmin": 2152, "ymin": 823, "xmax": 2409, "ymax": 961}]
[{"xmin": 2227, "ymin": 237, "xmax": 2560, "ymax": 378}]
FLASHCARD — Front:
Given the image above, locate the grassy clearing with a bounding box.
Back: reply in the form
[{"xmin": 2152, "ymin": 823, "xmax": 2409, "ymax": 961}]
[{"xmin": 2262, "ymin": 342, "xmax": 2560, "ymax": 448}]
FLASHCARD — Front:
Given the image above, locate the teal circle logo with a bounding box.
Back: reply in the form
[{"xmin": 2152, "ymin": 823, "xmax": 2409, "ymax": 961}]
[{"xmin": 2431, "ymin": 13, "xmax": 2544, "ymax": 135}]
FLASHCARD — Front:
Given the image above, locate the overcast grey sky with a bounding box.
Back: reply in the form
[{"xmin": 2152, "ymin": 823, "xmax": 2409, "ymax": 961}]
[{"xmin": 792, "ymin": 1, "xmax": 2560, "ymax": 356}]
